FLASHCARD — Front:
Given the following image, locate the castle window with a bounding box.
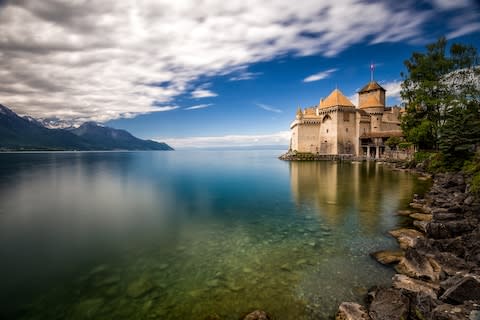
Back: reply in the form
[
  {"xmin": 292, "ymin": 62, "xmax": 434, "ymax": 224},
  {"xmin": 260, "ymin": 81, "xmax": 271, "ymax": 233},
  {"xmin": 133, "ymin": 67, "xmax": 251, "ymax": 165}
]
[
  {"xmin": 376, "ymin": 117, "xmax": 379, "ymax": 120},
  {"xmin": 346, "ymin": 128, "xmax": 348, "ymax": 132},
  {"xmin": 326, "ymin": 129, "xmax": 329, "ymax": 133},
  {"xmin": 343, "ymin": 112, "xmax": 349, "ymax": 121}
]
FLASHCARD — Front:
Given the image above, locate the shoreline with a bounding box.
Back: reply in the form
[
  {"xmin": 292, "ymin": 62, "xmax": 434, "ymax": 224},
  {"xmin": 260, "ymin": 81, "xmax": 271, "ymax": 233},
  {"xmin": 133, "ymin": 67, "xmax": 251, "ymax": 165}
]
[
  {"xmin": 278, "ymin": 151, "xmax": 409, "ymax": 164},
  {"xmin": 336, "ymin": 169, "xmax": 480, "ymax": 320}
]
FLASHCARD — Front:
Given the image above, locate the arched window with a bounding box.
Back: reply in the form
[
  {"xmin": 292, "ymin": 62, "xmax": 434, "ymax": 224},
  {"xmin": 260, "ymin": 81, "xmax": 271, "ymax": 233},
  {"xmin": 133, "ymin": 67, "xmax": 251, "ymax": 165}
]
[{"xmin": 322, "ymin": 114, "xmax": 332, "ymax": 123}]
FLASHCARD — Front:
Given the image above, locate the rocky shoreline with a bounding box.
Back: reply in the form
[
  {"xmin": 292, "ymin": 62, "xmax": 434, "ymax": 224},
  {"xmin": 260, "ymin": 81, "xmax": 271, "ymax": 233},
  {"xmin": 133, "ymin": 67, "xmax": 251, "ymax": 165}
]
[{"xmin": 336, "ymin": 171, "xmax": 480, "ymax": 320}]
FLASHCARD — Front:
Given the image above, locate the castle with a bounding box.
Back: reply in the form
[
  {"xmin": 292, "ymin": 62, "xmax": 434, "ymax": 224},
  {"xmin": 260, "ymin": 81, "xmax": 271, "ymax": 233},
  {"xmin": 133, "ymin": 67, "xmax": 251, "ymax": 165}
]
[{"xmin": 289, "ymin": 80, "xmax": 403, "ymax": 158}]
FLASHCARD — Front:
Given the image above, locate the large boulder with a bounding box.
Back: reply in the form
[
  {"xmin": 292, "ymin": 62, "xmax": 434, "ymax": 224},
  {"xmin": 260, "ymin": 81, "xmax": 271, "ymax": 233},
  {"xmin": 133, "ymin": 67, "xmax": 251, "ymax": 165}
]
[
  {"xmin": 408, "ymin": 291, "xmax": 441, "ymax": 320},
  {"xmin": 395, "ymin": 248, "xmax": 441, "ymax": 282},
  {"xmin": 336, "ymin": 302, "xmax": 370, "ymax": 320},
  {"xmin": 389, "ymin": 229, "xmax": 424, "ymax": 250},
  {"xmin": 432, "ymin": 303, "xmax": 476, "ymax": 320},
  {"xmin": 368, "ymin": 288, "xmax": 409, "ymax": 320},
  {"xmin": 427, "ymin": 220, "xmax": 475, "ymax": 239},
  {"xmin": 440, "ymin": 276, "xmax": 480, "ymax": 304},
  {"xmin": 434, "ymin": 252, "xmax": 470, "ymax": 276},
  {"xmin": 391, "ymin": 274, "xmax": 439, "ymax": 298}
]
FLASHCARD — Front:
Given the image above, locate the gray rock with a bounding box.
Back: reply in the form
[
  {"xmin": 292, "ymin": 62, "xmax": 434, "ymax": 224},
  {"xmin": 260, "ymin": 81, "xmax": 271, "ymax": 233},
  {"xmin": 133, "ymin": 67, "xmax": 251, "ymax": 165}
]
[
  {"xmin": 336, "ymin": 302, "xmax": 370, "ymax": 320},
  {"xmin": 368, "ymin": 288, "xmax": 409, "ymax": 320},
  {"xmin": 440, "ymin": 276, "xmax": 480, "ymax": 304},
  {"xmin": 389, "ymin": 228, "xmax": 424, "ymax": 249},
  {"xmin": 464, "ymin": 196, "xmax": 474, "ymax": 205},
  {"xmin": 395, "ymin": 248, "xmax": 441, "ymax": 282},
  {"xmin": 391, "ymin": 274, "xmax": 439, "ymax": 298},
  {"xmin": 432, "ymin": 303, "xmax": 473, "ymax": 320},
  {"xmin": 410, "ymin": 213, "xmax": 433, "ymax": 221},
  {"xmin": 413, "ymin": 220, "xmax": 429, "ymax": 233},
  {"xmin": 409, "ymin": 291, "xmax": 440, "ymax": 320}
]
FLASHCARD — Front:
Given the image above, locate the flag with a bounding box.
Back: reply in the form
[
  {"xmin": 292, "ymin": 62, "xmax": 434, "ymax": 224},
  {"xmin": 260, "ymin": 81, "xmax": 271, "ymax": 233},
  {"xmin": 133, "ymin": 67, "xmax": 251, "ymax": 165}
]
[{"xmin": 370, "ymin": 62, "xmax": 375, "ymax": 71}]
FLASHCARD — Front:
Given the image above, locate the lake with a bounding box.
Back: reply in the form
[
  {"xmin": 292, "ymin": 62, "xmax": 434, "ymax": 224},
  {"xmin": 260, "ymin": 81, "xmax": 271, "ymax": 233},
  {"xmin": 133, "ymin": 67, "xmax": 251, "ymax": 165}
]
[{"xmin": 0, "ymin": 151, "xmax": 429, "ymax": 319}]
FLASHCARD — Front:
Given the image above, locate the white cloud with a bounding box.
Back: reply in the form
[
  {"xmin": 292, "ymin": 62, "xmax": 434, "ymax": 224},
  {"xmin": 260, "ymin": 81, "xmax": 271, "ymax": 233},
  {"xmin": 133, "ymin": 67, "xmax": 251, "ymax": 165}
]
[
  {"xmin": 153, "ymin": 105, "xmax": 180, "ymax": 112},
  {"xmin": 348, "ymin": 93, "xmax": 358, "ymax": 106},
  {"xmin": 430, "ymin": 0, "xmax": 471, "ymax": 10},
  {"xmin": 382, "ymin": 80, "xmax": 403, "ymax": 102},
  {"xmin": 185, "ymin": 104, "xmax": 212, "ymax": 110},
  {"xmin": 191, "ymin": 89, "xmax": 218, "ymax": 99},
  {"xmin": 0, "ymin": 1, "xmax": 477, "ymax": 123},
  {"xmin": 255, "ymin": 103, "xmax": 282, "ymax": 113},
  {"xmin": 229, "ymin": 71, "xmax": 262, "ymax": 81},
  {"xmin": 303, "ymin": 68, "xmax": 338, "ymax": 82},
  {"xmin": 157, "ymin": 131, "xmax": 291, "ymax": 149}
]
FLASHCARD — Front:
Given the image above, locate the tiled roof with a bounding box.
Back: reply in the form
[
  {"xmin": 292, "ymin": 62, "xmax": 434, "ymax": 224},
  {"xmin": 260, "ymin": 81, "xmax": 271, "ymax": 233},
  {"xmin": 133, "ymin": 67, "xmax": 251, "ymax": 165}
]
[
  {"xmin": 319, "ymin": 89, "xmax": 355, "ymax": 108},
  {"xmin": 358, "ymin": 81, "xmax": 385, "ymax": 93}
]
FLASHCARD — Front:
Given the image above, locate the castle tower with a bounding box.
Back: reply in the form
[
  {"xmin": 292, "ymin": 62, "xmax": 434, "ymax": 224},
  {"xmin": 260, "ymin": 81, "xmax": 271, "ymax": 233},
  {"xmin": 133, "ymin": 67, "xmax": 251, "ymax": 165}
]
[{"xmin": 358, "ymin": 81, "xmax": 385, "ymax": 132}]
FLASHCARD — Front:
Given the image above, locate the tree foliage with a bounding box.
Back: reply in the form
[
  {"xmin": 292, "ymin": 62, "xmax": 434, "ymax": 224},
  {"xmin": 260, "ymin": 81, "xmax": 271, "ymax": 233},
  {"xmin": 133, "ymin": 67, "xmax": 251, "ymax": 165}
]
[{"xmin": 401, "ymin": 37, "xmax": 479, "ymax": 154}]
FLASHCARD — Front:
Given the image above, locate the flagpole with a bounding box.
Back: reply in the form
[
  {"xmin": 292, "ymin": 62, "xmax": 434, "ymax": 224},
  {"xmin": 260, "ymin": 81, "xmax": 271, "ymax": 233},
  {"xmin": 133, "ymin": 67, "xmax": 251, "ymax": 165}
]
[{"xmin": 370, "ymin": 62, "xmax": 374, "ymax": 81}]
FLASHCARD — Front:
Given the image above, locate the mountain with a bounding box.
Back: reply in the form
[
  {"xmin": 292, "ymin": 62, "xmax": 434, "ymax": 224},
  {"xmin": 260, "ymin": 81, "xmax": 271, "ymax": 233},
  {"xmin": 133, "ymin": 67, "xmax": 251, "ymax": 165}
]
[
  {"xmin": 0, "ymin": 104, "xmax": 173, "ymax": 151},
  {"xmin": 69, "ymin": 122, "xmax": 173, "ymax": 150}
]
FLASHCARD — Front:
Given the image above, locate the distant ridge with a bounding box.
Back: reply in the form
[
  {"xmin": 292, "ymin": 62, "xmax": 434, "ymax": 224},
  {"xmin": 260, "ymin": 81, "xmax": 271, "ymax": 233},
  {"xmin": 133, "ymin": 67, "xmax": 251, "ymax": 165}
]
[{"xmin": 0, "ymin": 104, "xmax": 173, "ymax": 151}]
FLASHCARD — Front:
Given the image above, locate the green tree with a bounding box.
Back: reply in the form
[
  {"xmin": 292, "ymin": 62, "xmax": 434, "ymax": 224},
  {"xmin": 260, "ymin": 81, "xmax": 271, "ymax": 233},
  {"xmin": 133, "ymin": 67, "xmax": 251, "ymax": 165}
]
[
  {"xmin": 439, "ymin": 107, "xmax": 480, "ymax": 169},
  {"xmin": 385, "ymin": 136, "xmax": 401, "ymax": 150},
  {"xmin": 400, "ymin": 37, "xmax": 479, "ymax": 151}
]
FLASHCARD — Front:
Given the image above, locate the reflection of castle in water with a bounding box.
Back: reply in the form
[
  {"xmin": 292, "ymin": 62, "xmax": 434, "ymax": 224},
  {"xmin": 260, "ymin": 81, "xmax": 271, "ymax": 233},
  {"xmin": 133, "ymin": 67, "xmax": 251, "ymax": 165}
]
[{"xmin": 289, "ymin": 161, "xmax": 415, "ymax": 232}]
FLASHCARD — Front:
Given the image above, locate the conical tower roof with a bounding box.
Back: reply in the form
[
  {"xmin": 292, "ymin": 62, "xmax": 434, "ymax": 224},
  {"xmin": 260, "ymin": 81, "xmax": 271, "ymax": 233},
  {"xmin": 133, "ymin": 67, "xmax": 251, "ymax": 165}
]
[
  {"xmin": 319, "ymin": 88, "xmax": 355, "ymax": 109},
  {"xmin": 358, "ymin": 81, "xmax": 385, "ymax": 93}
]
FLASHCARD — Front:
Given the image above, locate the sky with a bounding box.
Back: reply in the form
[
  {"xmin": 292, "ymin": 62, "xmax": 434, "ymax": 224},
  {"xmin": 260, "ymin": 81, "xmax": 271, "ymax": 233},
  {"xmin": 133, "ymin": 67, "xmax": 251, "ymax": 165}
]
[{"xmin": 0, "ymin": 0, "xmax": 479, "ymax": 149}]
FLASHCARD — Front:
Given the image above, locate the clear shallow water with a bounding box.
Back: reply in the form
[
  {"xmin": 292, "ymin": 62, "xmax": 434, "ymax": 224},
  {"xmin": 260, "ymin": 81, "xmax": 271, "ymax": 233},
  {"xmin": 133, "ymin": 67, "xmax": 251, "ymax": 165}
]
[{"xmin": 0, "ymin": 151, "xmax": 429, "ymax": 319}]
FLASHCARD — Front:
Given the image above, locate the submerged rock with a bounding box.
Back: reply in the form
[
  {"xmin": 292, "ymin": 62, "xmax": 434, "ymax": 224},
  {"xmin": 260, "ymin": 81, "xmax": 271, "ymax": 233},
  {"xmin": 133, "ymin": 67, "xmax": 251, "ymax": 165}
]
[
  {"xmin": 397, "ymin": 209, "xmax": 413, "ymax": 216},
  {"xmin": 371, "ymin": 250, "xmax": 404, "ymax": 265},
  {"xmin": 126, "ymin": 277, "xmax": 155, "ymax": 298},
  {"xmin": 72, "ymin": 298, "xmax": 104, "ymax": 319},
  {"xmin": 243, "ymin": 310, "xmax": 271, "ymax": 320},
  {"xmin": 335, "ymin": 302, "xmax": 369, "ymax": 320},
  {"xmin": 206, "ymin": 279, "xmax": 221, "ymax": 288}
]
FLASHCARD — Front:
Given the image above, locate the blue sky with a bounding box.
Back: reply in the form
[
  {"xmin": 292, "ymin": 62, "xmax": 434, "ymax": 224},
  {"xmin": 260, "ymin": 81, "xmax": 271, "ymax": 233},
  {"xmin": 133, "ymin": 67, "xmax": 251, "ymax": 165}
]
[{"xmin": 0, "ymin": 0, "xmax": 479, "ymax": 148}]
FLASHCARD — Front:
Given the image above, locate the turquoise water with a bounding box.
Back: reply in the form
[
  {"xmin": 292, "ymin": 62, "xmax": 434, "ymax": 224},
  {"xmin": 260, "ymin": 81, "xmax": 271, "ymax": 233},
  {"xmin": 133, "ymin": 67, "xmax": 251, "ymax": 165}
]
[{"xmin": 0, "ymin": 151, "xmax": 429, "ymax": 319}]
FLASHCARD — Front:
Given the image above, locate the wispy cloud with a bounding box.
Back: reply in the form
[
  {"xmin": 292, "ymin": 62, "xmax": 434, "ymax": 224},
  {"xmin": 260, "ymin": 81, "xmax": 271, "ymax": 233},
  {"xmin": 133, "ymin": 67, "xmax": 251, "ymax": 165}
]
[
  {"xmin": 152, "ymin": 105, "xmax": 180, "ymax": 112},
  {"xmin": 381, "ymin": 80, "xmax": 403, "ymax": 102},
  {"xmin": 348, "ymin": 93, "xmax": 358, "ymax": 106},
  {"xmin": 0, "ymin": 1, "xmax": 477, "ymax": 123},
  {"xmin": 255, "ymin": 103, "xmax": 282, "ymax": 113},
  {"xmin": 303, "ymin": 68, "xmax": 338, "ymax": 82},
  {"xmin": 229, "ymin": 71, "xmax": 263, "ymax": 81},
  {"xmin": 157, "ymin": 131, "xmax": 291, "ymax": 149},
  {"xmin": 191, "ymin": 89, "xmax": 218, "ymax": 99},
  {"xmin": 185, "ymin": 104, "xmax": 212, "ymax": 110}
]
